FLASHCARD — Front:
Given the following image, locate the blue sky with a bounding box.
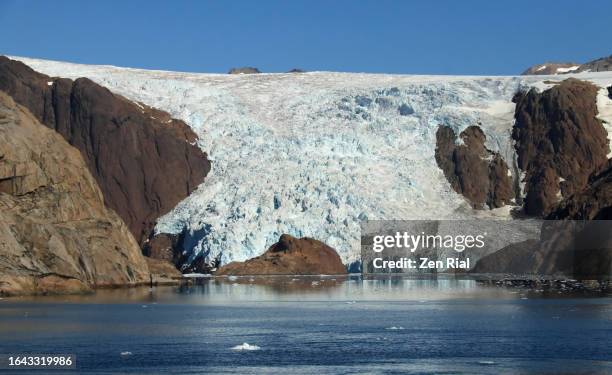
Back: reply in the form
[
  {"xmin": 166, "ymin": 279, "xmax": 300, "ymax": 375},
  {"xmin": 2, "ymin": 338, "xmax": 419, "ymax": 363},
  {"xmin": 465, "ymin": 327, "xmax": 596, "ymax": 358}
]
[{"xmin": 1, "ymin": 0, "xmax": 610, "ymax": 75}]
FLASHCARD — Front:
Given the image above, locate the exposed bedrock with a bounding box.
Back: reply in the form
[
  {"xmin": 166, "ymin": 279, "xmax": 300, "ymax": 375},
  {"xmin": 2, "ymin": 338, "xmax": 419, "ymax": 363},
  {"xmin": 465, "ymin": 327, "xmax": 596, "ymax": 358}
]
[
  {"xmin": 0, "ymin": 56, "xmax": 211, "ymax": 245},
  {"xmin": 512, "ymin": 78, "xmax": 609, "ymax": 216},
  {"xmin": 0, "ymin": 91, "xmax": 150, "ymax": 296},
  {"xmin": 578, "ymin": 55, "xmax": 612, "ymax": 73},
  {"xmin": 472, "ymin": 221, "xmax": 611, "ymax": 279},
  {"xmin": 216, "ymin": 234, "xmax": 347, "ymax": 276},
  {"xmin": 548, "ymin": 160, "xmax": 612, "ymax": 220},
  {"xmin": 435, "ymin": 125, "xmax": 514, "ymax": 209}
]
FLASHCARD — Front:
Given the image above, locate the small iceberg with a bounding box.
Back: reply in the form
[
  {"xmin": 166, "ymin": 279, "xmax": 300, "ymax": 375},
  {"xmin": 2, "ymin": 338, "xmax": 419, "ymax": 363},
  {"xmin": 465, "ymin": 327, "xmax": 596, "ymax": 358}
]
[
  {"xmin": 386, "ymin": 326, "xmax": 405, "ymax": 330},
  {"xmin": 231, "ymin": 343, "xmax": 261, "ymax": 351},
  {"xmin": 120, "ymin": 352, "xmax": 132, "ymax": 356},
  {"xmin": 477, "ymin": 360, "xmax": 496, "ymax": 365}
]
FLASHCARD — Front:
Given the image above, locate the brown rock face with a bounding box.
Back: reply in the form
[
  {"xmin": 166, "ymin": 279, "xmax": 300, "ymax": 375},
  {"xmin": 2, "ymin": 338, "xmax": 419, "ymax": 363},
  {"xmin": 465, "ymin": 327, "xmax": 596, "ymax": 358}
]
[
  {"xmin": 0, "ymin": 56, "xmax": 210, "ymax": 244},
  {"xmin": 143, "ymin": 233, "xmax": 181, "ymax": 263},
  {"xmin": 144, "ymin": 257, "xmax": 182, "ymax": 283},
  {"xmin": 216, "ymin": 234, "xmax": 347, "ymax": 276},
  {"xmin": 472, "ymin": 222, "xmax": 611, "ymax": 279},
  {"xmin": 0, "ymin": 92, "xmax": 149, "ymax": 296},
  {"xmin": 548, "ymin": 160, "xmax": 612, "ymax": 220},
  {"xmin": 435, "ymin": 125, "xmax": 514, "ymax": 209},
  {"xmin": 512, "ymin": 79, "xmax": 609, "ymax": 216}
]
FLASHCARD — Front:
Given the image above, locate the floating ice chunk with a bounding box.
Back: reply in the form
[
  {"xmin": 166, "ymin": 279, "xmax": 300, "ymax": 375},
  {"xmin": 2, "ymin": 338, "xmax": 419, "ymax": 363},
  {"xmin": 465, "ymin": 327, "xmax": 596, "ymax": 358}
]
[
  {"xmin": 386, "ymin": 326, "xmax": 405, "ymax": 330},
  {"xmin": 120, "ymin": 352, "xmax": 132, "ymax": 356},
  {"xmin": 477, "ymin": 360, "xmax": 496, "ymax": 365},
  {"xmin": 231, "ymin": 343, "xmax": 261, "ymax": 351}
]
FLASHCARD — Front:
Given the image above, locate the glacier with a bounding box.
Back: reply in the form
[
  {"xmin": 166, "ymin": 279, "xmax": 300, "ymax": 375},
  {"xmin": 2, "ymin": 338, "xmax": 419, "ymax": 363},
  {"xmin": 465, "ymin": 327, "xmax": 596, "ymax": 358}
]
[{"xmin": 13, "ymin": 57, "xmax": 612, "ymax": 267}]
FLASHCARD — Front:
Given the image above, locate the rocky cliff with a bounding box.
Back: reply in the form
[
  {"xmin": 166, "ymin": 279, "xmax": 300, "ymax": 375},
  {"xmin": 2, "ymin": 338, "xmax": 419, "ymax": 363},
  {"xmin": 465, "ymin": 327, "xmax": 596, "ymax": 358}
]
[
  {"xmin": 472, "ymin": 221, "xmax": 611, "ymax": 279},
  {"xmin": 548, "ymin": 160, "xmax": 612, "ymax": 220},
  {"xmin": 0, "ymin": 56, "xmax": 210, "ymax": 245},
  {"xmin": 435, "ymin": 125, "xmax": 514, "ymax": 209},
  {"xmin": 512, "ymin": 79, "xmax": 609, "ymax": 216},
  {"xmin": 216, "ymin": 234, "xmax": 347, "ymax": 275},
  {"xmin": 0, "ymin": 91, "xmax": 150, "ymax": 296}
]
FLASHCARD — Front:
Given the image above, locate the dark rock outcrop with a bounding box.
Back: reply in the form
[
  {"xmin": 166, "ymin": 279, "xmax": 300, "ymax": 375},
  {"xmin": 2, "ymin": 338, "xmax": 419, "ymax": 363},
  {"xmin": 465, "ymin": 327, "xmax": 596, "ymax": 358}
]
[
  {"xmin": 608, "ymin": 85, "xmax": 612, "ymax": 99},
  {"xmin": 471, "ymin": 239, "xmax": 539, "ymax": 274},
  {"xmin": 548, "ymin": 160, "xmax": 612, "ymax": 220},
  {"xmin": 578, "ymin": 55, "xmax": 612, "ymax": 73},
  {"xmin": 143, "ymin": 233, "xmax": 182, "ymax": 263},
  {"xmin": 435, "ymin": 125, "xmax": 514, "ymax": 209},
  {"xmin": 287, "ymin": 68, "xmax": 305, "ymax": 73},
  {"xmin": 472, "ymin": 221, "xmax": 611, "ymax": 279},
  {"xmin": 0, "ymin": 91, "xmax": 150, "ymax": 296},
  {"xmin": 216, "ymin": 234, "xmax": 347, "ymax": 275},
  {"xmin": 512, "ymin": 79, "xmax": 609, "ymax": 216},
  {"xmin": 228, "ymin": 67, "xmax": 260, "ymax": 74},
  {"xmin": 0, "ymin": 56, "xmax": 210, "ymax": 244}
]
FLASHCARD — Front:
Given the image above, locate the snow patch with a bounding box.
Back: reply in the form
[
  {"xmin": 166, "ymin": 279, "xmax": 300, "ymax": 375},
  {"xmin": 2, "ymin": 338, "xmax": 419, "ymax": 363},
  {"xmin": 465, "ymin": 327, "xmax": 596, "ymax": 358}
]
[
  {"xmin": 556, "ymin": 66, "xmax": 580, "ymax": 74},
  {"xmin": 596, "ymin": 88, "xmax": 612, "ymax": 158}
]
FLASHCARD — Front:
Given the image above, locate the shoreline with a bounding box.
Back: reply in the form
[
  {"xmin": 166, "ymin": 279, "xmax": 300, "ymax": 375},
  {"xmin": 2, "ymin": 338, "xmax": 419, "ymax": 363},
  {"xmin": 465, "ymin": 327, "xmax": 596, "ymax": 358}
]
[{"xmin": 2, "ymin": 274, "xmax": 609, "ymax": 299}]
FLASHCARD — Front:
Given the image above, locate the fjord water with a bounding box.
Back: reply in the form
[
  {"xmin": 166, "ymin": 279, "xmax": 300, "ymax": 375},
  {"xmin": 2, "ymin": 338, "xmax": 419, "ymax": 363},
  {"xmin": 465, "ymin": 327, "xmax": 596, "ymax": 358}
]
[{"xmin": 1, "ymin": 277, "xmax": 611, "ymax": 374}]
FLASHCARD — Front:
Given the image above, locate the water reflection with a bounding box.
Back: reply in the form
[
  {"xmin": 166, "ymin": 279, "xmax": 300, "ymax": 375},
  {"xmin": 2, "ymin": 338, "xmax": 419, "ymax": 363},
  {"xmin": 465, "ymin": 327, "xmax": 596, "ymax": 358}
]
[{"xmin": 1, "ymin": 275, "xmax": 550, "ymax": 304}]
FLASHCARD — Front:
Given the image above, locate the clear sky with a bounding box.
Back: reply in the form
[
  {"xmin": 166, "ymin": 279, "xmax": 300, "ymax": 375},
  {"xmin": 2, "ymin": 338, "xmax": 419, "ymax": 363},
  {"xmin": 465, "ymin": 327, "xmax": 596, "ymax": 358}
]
[{"xmin": 1, "ymin": 0, "xmax": 610, "ymax": 75}]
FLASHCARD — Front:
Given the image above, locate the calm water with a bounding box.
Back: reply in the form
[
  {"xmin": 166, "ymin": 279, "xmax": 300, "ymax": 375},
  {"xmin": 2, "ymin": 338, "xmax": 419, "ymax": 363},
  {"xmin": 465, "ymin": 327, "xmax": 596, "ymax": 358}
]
[{"xmin": 0, "ymin": 276, "xmax": 611, "ymax": 374}]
